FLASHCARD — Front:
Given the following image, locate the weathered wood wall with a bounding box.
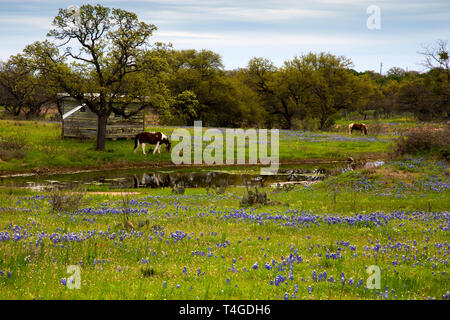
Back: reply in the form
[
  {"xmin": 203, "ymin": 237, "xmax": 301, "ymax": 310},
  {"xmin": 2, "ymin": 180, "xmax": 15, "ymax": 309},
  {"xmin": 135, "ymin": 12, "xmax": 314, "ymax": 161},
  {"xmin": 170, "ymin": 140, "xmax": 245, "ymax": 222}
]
[{"xmin": 62, "ymin": 99, "xmax": 147, "ymax": 139}]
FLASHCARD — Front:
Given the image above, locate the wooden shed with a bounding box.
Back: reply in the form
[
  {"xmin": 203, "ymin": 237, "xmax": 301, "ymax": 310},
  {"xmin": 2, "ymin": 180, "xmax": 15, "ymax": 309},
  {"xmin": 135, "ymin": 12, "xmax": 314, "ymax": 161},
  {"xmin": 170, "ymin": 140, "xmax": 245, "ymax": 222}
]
[{"xmin": 61, "ymin": 96, "xmax": 146, "ymax": 140}]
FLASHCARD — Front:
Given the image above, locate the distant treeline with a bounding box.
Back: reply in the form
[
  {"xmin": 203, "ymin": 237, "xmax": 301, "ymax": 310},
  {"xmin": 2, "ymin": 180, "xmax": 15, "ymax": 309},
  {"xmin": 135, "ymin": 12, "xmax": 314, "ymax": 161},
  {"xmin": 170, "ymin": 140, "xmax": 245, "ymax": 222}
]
[
  {"xmin": 2, "ymin": 47, "xmax": 448, "ymax": 129},
  {"xmin": 0, "ymin": 4, "xmax": 448, "ymax": 133}
]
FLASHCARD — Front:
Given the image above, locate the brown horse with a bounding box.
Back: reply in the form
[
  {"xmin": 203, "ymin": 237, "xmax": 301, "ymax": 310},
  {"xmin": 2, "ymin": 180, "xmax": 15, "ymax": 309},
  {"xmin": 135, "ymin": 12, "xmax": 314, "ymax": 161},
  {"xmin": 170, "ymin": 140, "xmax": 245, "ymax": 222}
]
[
  {"xmin": 133, "ymin": 132, "xmax": 171, "ymax": 155},
  {"xmin": 348, "ymin": 123, "xmax": 368, "ymax": 135}
]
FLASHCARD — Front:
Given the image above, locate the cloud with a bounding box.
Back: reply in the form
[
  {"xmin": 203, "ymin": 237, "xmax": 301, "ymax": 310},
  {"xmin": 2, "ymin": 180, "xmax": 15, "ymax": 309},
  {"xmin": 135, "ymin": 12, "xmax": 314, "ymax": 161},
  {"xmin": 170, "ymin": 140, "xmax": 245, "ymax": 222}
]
[
  {"xmin": 0, "ymin": 15, "xmax": 53, "ymax": 30},
  {"xmin": 142, "ymin": 6, "xmax": 337, "ymax": 26},
  {"xmin": 0, "ymin": 0, "xmax": 448, "ymax": 72}
]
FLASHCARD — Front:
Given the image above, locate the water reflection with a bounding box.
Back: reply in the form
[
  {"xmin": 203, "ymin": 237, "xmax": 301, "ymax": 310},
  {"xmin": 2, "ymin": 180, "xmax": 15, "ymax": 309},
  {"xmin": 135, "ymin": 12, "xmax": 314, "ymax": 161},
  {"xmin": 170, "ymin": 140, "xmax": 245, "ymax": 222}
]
[
  {"xmin": 132, "ymin": 170, "xmax": 324, "ymax": 189},
  {"xmin": 3, "ymin": 160, "xmax": 385, "ymax": 191}
]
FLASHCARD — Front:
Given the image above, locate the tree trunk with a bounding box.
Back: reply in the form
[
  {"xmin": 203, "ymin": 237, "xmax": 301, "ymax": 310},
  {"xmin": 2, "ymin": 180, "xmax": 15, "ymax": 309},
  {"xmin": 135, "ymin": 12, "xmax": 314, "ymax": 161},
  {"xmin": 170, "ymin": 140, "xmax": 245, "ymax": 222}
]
[
  {"xmin": 319, "ymin": 114, "xmax": 327, "ymax": 130},
  {"xmin": 96, "ymin": 113, "xmax": 108, "ymax": 151},
  {"xmin": 284, "ymin": 115, "xmax": 292, "ymax": 130}
]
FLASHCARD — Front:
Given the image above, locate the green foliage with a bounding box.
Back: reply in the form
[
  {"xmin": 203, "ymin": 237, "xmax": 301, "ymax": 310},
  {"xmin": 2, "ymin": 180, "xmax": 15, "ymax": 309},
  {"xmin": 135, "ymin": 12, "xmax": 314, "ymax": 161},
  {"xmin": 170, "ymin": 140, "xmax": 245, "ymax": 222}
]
[
  {"xmin": 0, "ymin": 45, "xmax": 61, "ymax": 118},
  {"xmin": 163, "ymin": 90, "xmax": 199, "ymax": 125},
  {"xmin": 165, "ymin": 49, "xmax": 265, "ymax": 127}
]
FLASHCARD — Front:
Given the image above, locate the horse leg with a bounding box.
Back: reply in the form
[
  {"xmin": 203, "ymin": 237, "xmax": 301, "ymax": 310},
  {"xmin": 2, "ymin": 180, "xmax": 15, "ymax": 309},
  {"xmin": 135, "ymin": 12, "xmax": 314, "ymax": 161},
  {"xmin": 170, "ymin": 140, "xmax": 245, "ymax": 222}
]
[
  {"xmin": 133, "ymin": 140, "xmax": 140, "ymax": 154},
  {"xmin": 142, "ymin": 143, "xmax": 146, "ymax": 155},
  {"xmin": 158, "ymin": 147, "xmax": 161, "ymax": 164},
  {"xmin": 153, "ymin": 142, "xmax": 160, "ymax": 155}
]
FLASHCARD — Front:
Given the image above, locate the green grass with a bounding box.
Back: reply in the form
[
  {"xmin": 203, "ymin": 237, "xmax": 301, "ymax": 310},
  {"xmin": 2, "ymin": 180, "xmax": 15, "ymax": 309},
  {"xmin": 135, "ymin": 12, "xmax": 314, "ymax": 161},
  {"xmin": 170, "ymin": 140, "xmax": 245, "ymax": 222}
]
[
  {"xmin": 0, "ymin": 157, "xmax": 448, "ymax": 300},
  {"xmin": 0, "ymin": 120, "xmax": 395, "ymax": 174},
  {"xmin": 335, "ymin": 116, "xmax": 417, "ymax": 126}
]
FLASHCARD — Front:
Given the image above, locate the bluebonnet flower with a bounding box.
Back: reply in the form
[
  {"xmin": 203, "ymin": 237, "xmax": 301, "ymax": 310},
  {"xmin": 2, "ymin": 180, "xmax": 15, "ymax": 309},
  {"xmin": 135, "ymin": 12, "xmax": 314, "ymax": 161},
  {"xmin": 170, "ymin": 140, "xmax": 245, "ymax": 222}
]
[{"xmin": 357, "ymin": 279, "xmax": 363, "ymax": 288}]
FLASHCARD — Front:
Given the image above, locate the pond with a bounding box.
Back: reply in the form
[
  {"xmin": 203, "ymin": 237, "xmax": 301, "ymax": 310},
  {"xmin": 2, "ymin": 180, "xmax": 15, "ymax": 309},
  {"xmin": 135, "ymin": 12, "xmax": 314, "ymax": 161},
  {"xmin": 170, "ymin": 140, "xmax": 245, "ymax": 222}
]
[{"xmin": 0, "ymin": 161, "xmax": 384, "ymax": 191}]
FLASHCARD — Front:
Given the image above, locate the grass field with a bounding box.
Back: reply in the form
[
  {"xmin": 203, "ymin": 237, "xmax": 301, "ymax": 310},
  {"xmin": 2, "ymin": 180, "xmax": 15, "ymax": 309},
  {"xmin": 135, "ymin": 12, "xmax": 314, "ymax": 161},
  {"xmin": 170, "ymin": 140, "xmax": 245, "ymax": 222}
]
[
  {"xmin": 0, "ymin": 157, "xmax": 448, "ymax": 299},
  {"xmin": 0, "ymin": 120, "xmax": 394, "ymax": 174}
]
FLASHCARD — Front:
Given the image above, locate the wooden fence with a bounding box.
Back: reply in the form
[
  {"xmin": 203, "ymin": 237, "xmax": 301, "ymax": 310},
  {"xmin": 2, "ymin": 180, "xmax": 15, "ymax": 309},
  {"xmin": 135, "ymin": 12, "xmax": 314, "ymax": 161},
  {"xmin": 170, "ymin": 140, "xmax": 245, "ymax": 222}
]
[{"xmin": 62, "ymin": 99, "xmax": 146, "ymax": 139}]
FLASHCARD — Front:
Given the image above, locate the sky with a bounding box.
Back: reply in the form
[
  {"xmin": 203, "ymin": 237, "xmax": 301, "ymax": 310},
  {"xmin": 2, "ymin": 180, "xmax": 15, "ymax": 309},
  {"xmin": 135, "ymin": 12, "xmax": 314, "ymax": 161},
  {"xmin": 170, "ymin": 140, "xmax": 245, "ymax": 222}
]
[{"xmin": 0, "ymin": 0, "xmax": 449, "ymax": 73}]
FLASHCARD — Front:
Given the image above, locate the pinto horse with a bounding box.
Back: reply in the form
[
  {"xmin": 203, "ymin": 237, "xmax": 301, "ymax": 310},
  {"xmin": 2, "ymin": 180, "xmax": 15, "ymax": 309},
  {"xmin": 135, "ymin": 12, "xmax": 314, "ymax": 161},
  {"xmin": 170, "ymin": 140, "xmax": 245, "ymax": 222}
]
[
  {"xmin": 133, "ymin": 132, "xmax": 171, "ymax": 155},
  {"xmin": 348, "ymin": 123, "xmax": 368, "ymax": 135}
]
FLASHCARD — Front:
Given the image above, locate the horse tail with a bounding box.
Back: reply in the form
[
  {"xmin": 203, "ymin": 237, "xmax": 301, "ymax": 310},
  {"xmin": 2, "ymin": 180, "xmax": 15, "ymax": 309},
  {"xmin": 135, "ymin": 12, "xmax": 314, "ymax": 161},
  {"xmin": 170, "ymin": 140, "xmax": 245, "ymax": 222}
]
[{"xmin": 133, "ymin": 133, "xmax": 140, "ymax": 151}]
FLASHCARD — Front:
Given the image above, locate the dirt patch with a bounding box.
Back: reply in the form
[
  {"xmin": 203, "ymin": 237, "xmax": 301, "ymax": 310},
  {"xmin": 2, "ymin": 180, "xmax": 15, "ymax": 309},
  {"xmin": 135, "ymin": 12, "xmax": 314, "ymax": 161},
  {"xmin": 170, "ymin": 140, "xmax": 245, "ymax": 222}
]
[{"xmin": 368, "ymin": 167, "xmax": 422, "ymax": 185}]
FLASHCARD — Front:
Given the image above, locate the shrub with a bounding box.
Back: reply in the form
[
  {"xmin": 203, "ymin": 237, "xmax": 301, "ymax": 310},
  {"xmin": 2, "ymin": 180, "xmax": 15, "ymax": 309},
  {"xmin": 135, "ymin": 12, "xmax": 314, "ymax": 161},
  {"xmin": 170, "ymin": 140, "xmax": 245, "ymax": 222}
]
[
  {"xmin": 240, "ymin": 187, "xmax": 280, "ymax": 207},
  {"xmin": 394, "ymin": 127, "xmax": 450, "ymax": 160},
  {"xmin": 366, "ymin": 121, "xmax": 385, "ymax": 135},
  {"xmin": 0, "ymin": 134, "xmax": 28, "ymax": 160},
  {"xmin": 49, "ymin": 188, "xmax": 85, "ymax": 212},
  {"xmin": 172, "ymin": 185, "xmax": 185, "ymax": 194},
  {"xmin": 40, "ymin": 143, "xmax": 61, "ymax": 160}
]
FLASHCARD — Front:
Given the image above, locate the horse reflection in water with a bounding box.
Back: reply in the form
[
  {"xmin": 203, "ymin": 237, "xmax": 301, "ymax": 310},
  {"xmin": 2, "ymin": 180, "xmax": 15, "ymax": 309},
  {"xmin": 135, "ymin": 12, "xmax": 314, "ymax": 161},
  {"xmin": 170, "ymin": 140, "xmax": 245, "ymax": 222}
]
[
  {"xmin": 133, "ymin": 171, "xmax": 228, "ymax": 189},
  {"xmin": 132, "ymin": 171, "xmax": 267, "ymax": 189}
]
